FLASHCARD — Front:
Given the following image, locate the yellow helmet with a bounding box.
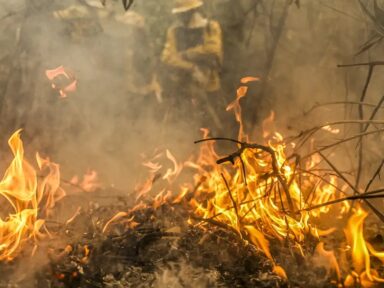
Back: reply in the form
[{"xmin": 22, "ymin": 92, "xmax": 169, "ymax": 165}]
[{"xmin": 172, "ymin": 0, "xmax": 203, "ymax": 14}]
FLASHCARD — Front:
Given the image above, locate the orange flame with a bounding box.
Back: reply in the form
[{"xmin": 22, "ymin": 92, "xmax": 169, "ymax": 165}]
[
  {"xmin": 0, "ymin": 130, "xmax": 64, "ymax": 261},
  {"xmin": 344, "ymin": 207, "xmax": 384, "ymax": 287},
  {"xmin": 45, "ymin": 65, "xmax": 77, "ymax": 98},
  {"xmin": 105, "ymin": 77, "xmax": 384, "ymax": 284}
]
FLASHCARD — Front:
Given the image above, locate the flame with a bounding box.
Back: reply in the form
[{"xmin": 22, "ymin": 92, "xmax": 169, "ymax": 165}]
[
  {"xmin": 105, "ymin": 77, "xmax": 384, "ymax": 285},
  {"xmin": 344, "ymin": 206, "xmax": 384, "ymax": 286},
  {"xmin": 226, "ymin": 85, "xmax": 248, "ymax": 141},
  {"xmin": 101, "ymin": 78, "xmax": 347, "ymax": 281},
  {"xmin": 102, "ymin": 212, "xmax": 129, "ymax": 234},
  {"xmin": 45, "ymin": 65, "xmax": 77, "ymax": 98},
  {"xmin": 0, "ymin": 130, "xmax": 64, "ymax": 261},
  {"xmin": 240, "ymin": 76, "xmax": 260, "ymax": 84}
]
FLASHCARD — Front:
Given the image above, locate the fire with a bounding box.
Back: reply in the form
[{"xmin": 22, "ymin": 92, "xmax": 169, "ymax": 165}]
[
  {"xmin": 186, "ymin": 80, "xmax": 348, "ymax": 262},
  {"xmin": 344, "ymin": 206, "xmax": 384, "ymax": 287},
  {"xmin": 0, "ymin": 130, "xmax": 63, "ymax": 261},
  {"xmin": 45, "ymin": 65, "xmax": 77, "ymax": 98},
  {"xmin": 103, "ymin": 77, "xmax": 384, "ymax": 285}
]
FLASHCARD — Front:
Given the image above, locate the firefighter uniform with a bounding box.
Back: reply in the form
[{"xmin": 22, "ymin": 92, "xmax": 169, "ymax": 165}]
[
  {"xmin": 162, "ymin": 19, "xmax": 222, "ymax": 92},
  {"xmin": 161, "ymin": 0, "xmax": 223, "ymax": 129}
]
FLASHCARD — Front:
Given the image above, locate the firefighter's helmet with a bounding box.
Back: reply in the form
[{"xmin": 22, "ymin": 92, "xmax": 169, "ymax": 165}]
[{"xmin": 172, "ymin": 0, "xmax": 203, "ymax": 14}]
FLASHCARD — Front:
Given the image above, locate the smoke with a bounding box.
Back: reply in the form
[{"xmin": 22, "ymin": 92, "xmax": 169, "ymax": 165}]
[
  {"xmin": 0, "ymin": 0, "xmax": 382, "ymax": 188},
  {"xmin": 154, "ymin": 260, "xmax": 220, "ymax": 288},
  {"xmin": 1, "ymin": 0, "xmax": 384, "ymax": 285},
  {"xmin": 0, "ymin": 0, "xmax": 204, "ymax": 190}
]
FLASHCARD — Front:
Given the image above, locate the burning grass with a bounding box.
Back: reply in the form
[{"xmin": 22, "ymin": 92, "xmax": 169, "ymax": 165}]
[{"xmin": 0, "ymin": 78, "xmax": 384, "ymax": 287}]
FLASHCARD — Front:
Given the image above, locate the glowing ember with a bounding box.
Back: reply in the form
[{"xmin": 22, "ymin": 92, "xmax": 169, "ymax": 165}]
[{"xmin": 344, "ymin": 207, "xmax": 384, "ymax": 287}]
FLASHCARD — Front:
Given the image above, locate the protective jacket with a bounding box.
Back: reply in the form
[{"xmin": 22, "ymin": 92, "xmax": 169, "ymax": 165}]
[{"xmin": 161, "ymin": 14, "xmax": 222, "ymax": 92}]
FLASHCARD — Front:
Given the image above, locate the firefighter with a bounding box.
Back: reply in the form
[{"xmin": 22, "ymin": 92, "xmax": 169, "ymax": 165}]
[{"xmin": 161, "ymin": 0, "xmax": 223, "ymax": 130}]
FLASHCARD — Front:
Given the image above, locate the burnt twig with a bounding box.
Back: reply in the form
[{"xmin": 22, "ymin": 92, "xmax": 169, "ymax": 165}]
[
  {"xmin": 195, "ymin": 138, "xmax": 295, "ymax": 212},
  {"xmin": 364, "ymin": 160, "xmax": 384, "ymax": 193},
  {"xmin": 318, "ymin": 152, "xmax": 384, "ymax": 223},
  {"xmin": 303, "ymin": 101, "xmax": 384, "ymax": 116},
  {"xmin": 302, "ymin": 193, "xmax": 384, "ymax": 212},
  {"xmin": 122, "ymin": 0, "xmax": 134, "ymax": 11},
  {"xmin": 302, "ymin": 128, "xmax": 384, "ymax": 160}
]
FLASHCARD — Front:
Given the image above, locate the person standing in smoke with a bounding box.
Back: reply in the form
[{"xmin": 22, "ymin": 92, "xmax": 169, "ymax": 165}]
[{"xmin": 161, "ymin": 0, "xmax": 224, "ymax": 132}]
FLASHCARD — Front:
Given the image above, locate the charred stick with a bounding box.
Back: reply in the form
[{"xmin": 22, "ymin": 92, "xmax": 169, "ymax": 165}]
[
  {"xmin": 122, "ymin": 0, "xmax": 134, "ymax": 11},
  {"xmin": 191, "ymin": 215, "xmax": 241, "ymax": 237},
  {"xmin": 221, "ymin": 173, "xmax": 241, "ymax": 228},
  {"xmin": 277, "ymin": 183, "xmax": 285, "ymax": 212},
  {"xmin": 337, "ymin": 62, "xmax": 379, "ymax": 188},
  {"xmin": 305, "ymin": 179, "xmax": 322, "ymax": 206},
  {"xmin": 364, "ymin": 160, "xmax": 384, "ymax": 193},
  {"xmin": 363, "ymin": 96, "xmax": 384, "ymax": 132},
  {"xmin": 318, "ymin": 152, "xmax": 384, "ymax": 223},
  {"xmin": 304, "ymin": 101, "xmax": 384, "ymax": 116},
  {"xmin": 319, "ymin": 1, "xmax": 363, "ymax": 21},
  {"xmin": 219, "ymin": 142, "xmax": 294, "ymax": 212},
  {"xmin": 198, "ymin": 192, "xmax": 270, "ymax": 223},
  {"xmin": 356, "ymin": 65, "xmax": 374, "ymax": 188},
  {"xmin": 287, "ymin": 120, "xmax": 384, "ymax": 152},
  {"xmin": 296, "ymin": 169, "xmax": 345, "ymax": 195},
  {"xmin": 302, "ymin": 193, "xmax": 384, "ymax": 212},
  {"xmin": 195, "ymin": 137, "xmax": 295, "ymax": 212},
  {"xmin": 354, "ymin": 98, "xmax": 384, "ymax": 186},
  {"xmin": 239, "ymin": 155, "xmax": 248, "ymax": 187},
  {"xmin": 302, "ymin": 128, "xmax": 384, "ymax": 160},
  {"xmin": 337, "ymin": 61, "xmax": 384, "ymax": 68}
]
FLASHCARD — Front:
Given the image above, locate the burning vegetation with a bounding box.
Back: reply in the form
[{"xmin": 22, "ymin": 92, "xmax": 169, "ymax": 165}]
[
  {"xmin": 0, "ymin": 78, "xmax": 383, "ymax": 287},
  {"xmin": 1, "ymin": 0, "xmax": 384, "ymax": 287}
]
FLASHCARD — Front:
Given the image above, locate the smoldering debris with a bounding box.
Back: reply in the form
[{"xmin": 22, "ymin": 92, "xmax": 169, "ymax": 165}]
[
  {"xmin": 1, "ymin": 0, "xmax": 384, "ymax": 287},
  {"xmin": 0, "ymin": 194, "xmax": 286, "ymax": 288}
]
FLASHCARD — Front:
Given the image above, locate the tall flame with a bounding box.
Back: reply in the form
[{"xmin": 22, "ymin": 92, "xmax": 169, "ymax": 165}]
[
  {"xmin": 105, "ymin": 77, "xmax": 384, "ymax": 285},
  {"xmin": 344, "ymin": 207, "xmax": 384, "ymax": 287},
  {"xmin": 0, "ymin": 130, "xmax": 63, "ymax": 261}
]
